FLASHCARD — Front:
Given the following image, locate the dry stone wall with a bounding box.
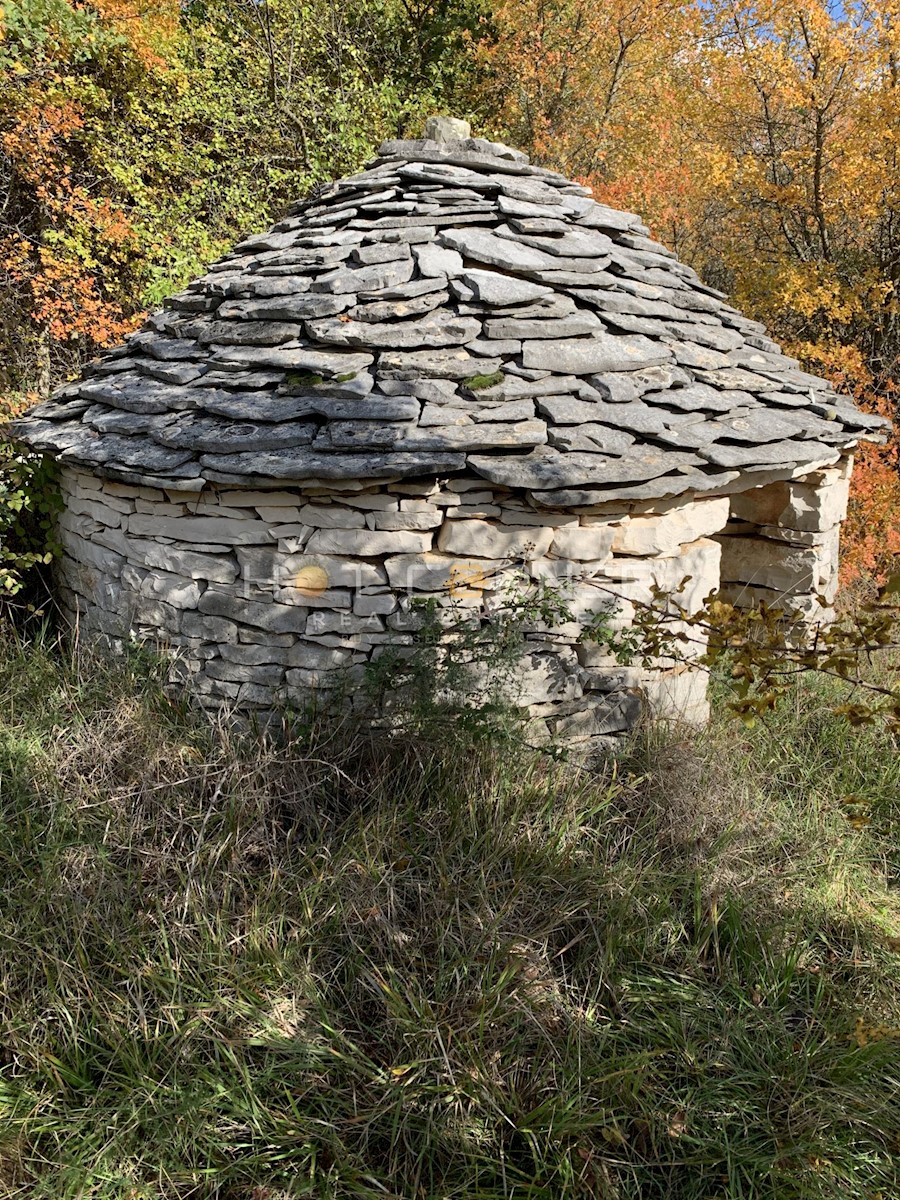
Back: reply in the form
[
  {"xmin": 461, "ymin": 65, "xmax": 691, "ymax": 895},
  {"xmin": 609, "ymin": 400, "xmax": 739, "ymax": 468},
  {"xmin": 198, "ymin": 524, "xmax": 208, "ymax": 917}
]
[
  {"xmin": 56, "ymin": 467, "xmax": 738, "ymax": 746},
  {"xmin": 715, "ymin": 457, "xmax": 850, "ymax": 623}
]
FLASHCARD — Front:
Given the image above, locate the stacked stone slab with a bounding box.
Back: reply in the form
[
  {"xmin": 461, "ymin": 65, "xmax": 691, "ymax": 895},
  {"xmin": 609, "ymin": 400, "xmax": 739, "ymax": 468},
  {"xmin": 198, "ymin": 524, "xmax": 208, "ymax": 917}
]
[{"xmin": 8, "ymin": 117, "xmax": 888, "ymax": 745}]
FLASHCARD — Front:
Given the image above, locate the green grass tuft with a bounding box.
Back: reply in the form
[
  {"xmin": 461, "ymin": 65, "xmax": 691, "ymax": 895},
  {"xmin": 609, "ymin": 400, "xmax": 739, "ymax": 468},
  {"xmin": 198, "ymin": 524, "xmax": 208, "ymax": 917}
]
[{"xmin": 0, "ymin": 630, "xmax": 898, "ymax": 1198}]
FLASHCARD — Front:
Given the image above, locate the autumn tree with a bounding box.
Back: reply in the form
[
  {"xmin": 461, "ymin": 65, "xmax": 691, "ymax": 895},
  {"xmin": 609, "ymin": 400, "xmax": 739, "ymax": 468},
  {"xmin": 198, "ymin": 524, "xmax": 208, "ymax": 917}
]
[
  {"xmin": 476, "ymin": 0, "xmax": 900, "ymax": 582},
  {"xmin": 0, "ymin": 0, "xmax": 482, "ymax": 400}
]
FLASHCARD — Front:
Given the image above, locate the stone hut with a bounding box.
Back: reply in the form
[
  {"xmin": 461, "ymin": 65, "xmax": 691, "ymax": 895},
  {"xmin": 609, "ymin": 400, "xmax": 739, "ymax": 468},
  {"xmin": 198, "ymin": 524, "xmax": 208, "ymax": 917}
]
[{"xmin": 9, "ymin": 118, "xmax": 887, "ymax": 746}]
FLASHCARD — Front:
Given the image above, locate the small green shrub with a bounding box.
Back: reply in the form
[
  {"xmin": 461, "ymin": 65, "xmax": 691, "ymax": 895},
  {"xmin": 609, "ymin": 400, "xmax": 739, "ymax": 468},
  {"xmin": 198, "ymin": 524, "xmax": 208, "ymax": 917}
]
[{"xmin": 0, "ymin": 400, "xmax": 61, "ymax": 600}]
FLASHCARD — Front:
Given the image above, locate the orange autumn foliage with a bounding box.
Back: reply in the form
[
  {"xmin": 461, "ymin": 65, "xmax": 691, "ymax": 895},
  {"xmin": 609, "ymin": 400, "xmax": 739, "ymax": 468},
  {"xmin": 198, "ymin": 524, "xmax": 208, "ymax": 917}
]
[{"xmin": 477, "ymin": 0, "xmax": 900, "ymax": 584}]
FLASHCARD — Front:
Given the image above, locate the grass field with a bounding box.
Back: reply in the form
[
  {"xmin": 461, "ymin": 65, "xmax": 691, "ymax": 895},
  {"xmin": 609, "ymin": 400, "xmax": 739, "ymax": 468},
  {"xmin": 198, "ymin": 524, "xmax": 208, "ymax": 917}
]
[{"xmin": 0, "ymin": 629, "xmax": 899, "ymax": 1199}]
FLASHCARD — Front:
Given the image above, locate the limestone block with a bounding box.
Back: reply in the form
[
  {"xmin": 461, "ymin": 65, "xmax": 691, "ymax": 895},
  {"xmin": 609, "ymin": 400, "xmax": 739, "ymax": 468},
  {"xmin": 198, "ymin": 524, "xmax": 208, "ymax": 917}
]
[
  {"xmin": 253, "ymin": 506, "xmax": 303, "ymax": 524},
  {"xmin": 88, "ymin": 526, "xmax": 135, "ymax": 560},
  {"xmin": 447, "ymin": 504, "xmax": 503, "ymax": 519},
  {"xmin": 219, "ymin": 489, "xmax": 304, "ymax": 507},
  {"xmin": 67, "ymin": 496, "xmax": 124, "ymax": 527},
  {"xmin": 277, "ymin": 587, "xmax": 352, "ymax": 609},
  {"xmin": 756, "ymin": 525, "xmax": 832, "ymax": 546},
  {"xmin": 729, "ymin": 462, "xmax": 850, "ymax": 533},
  {"xmin": 125, "ymin": 539, "xmax": 239, "ymax": 584},
  {"xmin": 528, "ymin": 558, "xmax": 609, "ymax": 586},
  {"xmin": 384, "ymin": 553, "xmax": 506, "ymax": 592},
  {"xmin": 133, "ymin": 499, "xmax": 197, "ymax": 517},
  {"xmin": 128, "ymin": 595, "xmax": 183, "ymax": 633},
  {"xmin": 552, "ymin": 693, "xmax": 642, "ymax": 740},
  {"xmin": 286, "ymin": 643, "xmax": 355, "ymax": 671},
  {"xmin": 121, "ymin": 564, "xmax": 201, "ymax": 610},
  {"xmin": 651, "ymin": 538, "xmax": 722, "ymax": 613},
  {"xmin": 638, "ymin": 667, "xmax": 709, "ymax": 724},
  {"xmin": 62, "ymin": 472, "xmax": 134, "ymax": 511},
  {"xmin": 611, "ymin": 497, "xmax": 730, "ymax": 556},
  {"xmin": 127, "ymin": 513, "xmax": 269, "ymax": 545},
  {"xmin": 343, "ymin": 494, "xmax": 400, "ymax": 511},
  {"xmin": 306, "ymin": 611, "xmax": 385, "ymax": 636},
  {"xmin": 305, "ymin": 528, "xmax": 433, "ymax": 555},
  {"xmin": 498, "ymin": 509, "xmax": 577, "ymax": 528},
  {"xmin": 182, "ymin": 610, "xmax": 241, "ymax": 643},
  {"xmin": 550, "ymin": 524, "xmax": 615, "ymax": 562},
  {"xmin": 367, "ymin": 510, "xmax": 444, "ymax": 531},
  {"xmin": 237, "ymin": 629, "xmax": 296, "ymax": 646},
  {"xmin": 397, "ymin": 498, "xmax": 438, "ymax": 512},
  {"xmin": 237, "ymin": 682, "xmax": 277, "ymax": 707},
  {"xmin": 199, "ymin": 589, "xmax": 310, "ymax": 633},
  {"xmin": 193, "ymin": 674, "xmax": 241, "ymax": 700},
  {"xmin": 205, "ymin": 659, "xmax": 285, "ymax": 687},
  {"xmin": 508, "ymin": 649, "xmax": 584, "ymax": 705},
  {"xmin": 220, "ymin": 642, "xmax": 291, "ymax": 666},
  {"xmin": 284, "ymin": 667, "xmax": 358, "ymax": 691},
  {"xmin": 62, "ymin": 559, "xmax": 123, "ymax": 610},
  {"xmin": 273, "ymin": 530, "xmax": 314, "ymax": 553},
  {"xmin": 354, "ymin": 593, "xmax": 398, "ymax": 616},
  {"xmin": 437, "ymin": 520, "xmax": 554, "ymax": 559},
  {"xmin": 718, "ymin": 533, "xmax": 837, "ymax": 599},
  {"xmin": 59, "ymin": 513, "xmax": 103, "ymax": 543},
  {"xmin": 717, "ymin": 583, "xmax": 833, "ymax": 624},
  {"xmin": 280, "ymin": 553, "xmax": 387, "ymax": 589},
  {"xmin": 235, "ymin": 546, "xmax": 280, "ymax": 588},
  {"xmin": 61, "ymin": 535, "xmax": 125, "ymax": 578},
  {"xmin": 295, "ymin": 504, "xmax": 365, "ymax": 528},
  {"xmin": 66, "ymin": 594, "xmax": 127, "ymax": 639},
  {"xmin": 102, "ymin": 480, "xmax": 160, "ymax": 501},
  {"xmin": 580, "ymin": 664, "xmax": 642, "ymax": 691}
]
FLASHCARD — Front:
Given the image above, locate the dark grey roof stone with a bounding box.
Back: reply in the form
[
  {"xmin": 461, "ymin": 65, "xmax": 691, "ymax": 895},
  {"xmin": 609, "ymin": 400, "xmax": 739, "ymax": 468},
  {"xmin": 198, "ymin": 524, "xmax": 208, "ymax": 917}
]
[{"xmin": 8, "ymin": 130, "xmax": 887, "ymax": 504}]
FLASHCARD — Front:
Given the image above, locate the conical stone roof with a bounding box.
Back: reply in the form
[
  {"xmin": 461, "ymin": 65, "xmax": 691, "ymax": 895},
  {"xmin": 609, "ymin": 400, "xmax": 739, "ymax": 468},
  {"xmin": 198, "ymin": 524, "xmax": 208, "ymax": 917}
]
[{"xmin": 12, "ymin": 121, "xmax": 888, "ymax": 507}]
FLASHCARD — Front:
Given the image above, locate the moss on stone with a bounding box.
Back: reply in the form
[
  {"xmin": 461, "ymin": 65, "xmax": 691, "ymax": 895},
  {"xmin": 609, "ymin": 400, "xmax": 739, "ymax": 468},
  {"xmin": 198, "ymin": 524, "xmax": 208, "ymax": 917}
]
[{"xmin": 464, "ymin": 371, "xmax": 504, "ymax": 391}]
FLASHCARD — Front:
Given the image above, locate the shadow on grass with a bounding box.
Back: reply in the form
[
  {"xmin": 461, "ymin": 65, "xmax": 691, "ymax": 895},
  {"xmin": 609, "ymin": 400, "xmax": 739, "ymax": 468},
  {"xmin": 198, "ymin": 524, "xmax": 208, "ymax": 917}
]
[{"xmin": 0, "ymin": 631, "xmax": 899, "ymax": 1199}]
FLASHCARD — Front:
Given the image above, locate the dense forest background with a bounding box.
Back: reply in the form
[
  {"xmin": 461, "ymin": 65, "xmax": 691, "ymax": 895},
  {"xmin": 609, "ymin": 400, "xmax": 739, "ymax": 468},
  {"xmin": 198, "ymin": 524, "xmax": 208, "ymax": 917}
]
[{"xmin": 3, "ymin": 0, "xmax": 900, "ymax": 577}]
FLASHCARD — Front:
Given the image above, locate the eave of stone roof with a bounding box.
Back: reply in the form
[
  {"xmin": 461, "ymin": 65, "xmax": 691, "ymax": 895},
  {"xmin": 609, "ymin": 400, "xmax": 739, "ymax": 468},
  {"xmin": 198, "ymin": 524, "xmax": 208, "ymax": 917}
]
[{"xmin": 9, "ymin": 131, "xmax": 889, "ymax": 506}]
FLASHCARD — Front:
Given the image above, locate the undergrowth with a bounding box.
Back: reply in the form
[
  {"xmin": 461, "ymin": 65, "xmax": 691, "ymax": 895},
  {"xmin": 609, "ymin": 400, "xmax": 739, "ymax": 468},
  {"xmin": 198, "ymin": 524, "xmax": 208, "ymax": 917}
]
[{"xmin": 0, "ymin": 629, "xmax": 898, "ymax": 1199}]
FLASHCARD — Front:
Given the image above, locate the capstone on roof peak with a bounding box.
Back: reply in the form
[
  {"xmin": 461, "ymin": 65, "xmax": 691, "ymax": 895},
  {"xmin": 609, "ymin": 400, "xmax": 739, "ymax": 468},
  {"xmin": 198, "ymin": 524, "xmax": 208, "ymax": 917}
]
[{"xmin": 424, "ymin": 115, "xmax": 471, "ymax": 142}]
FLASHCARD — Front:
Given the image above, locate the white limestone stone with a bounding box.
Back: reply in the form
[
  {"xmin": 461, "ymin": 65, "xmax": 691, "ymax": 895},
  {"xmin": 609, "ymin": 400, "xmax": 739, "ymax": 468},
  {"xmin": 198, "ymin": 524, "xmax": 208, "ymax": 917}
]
[
  {"xmin": 550, "ymin": 524, "xmax": 615, "ymax": 562},
  {"xmin": 121, "ymin": 564, "xmax": 202, "ymax": 610},
  {"xmin": 295, "ymin": 504, "xmax": 366, "ymax": 528},
  {"xmin": 384, "ymin": 553, "xmax": 506, "ymax": 592},
  {"xmin": 343, "ymin": 494, "xmax": 400, "ymax": 511},
  {"xmin": 367, "ymin": 511, "xmax": 443, "ymax": 531},
  {"xmin": 198, "ymin": 589, "xmax": 310, "ymax": 633},
  {"xmin": 437, "ymin": 520, "xmax": 554, "ymax": 559},
  {"xmin": 652, "ymin": 538, "xmax": 722, "ymax": 612},
  {"xmin": 729, "ymin": 465, "xmax": 850, "ymax": 533},
  {"xmin": 182, "ymin": 611, "xmax": 240, "ymax": 643},
  {"xmin": 717, "ymin": 532, "xmax": 837, "ymax": 598},
  {"xmin": 717, "ymin": 582, "xmax": 833, "ymax": 623},
  {"xmin": 638, "ymin": 667, "xmax": 709, "ymax": 724},
  {"xmin": 611, "ymin": 497, "xmax": 730, "ymax": 556},
  {"xmin": 354, "ymin": 593, "xmax": 398, "ymax": 616},
  {"xmin": 306, "ymin": 611, "xmax": 385, "ymax": 636},
  {"xmin": 128, "ymin": 595, "xmax": 183, "ymax": 632},
  {"xmin": 220, "ymin": 489, "xmax": 303, "ymax": 507},
  {"xmin": 447, "ymin": 504, "xmax": 503, "ymax": 518},
  {"xmin": 277, "ymin": 586, "xmax": 353, "ymax": 609},
  {"xmin": 498, "ymin": 509, "xmax": 577, "ymax": 528},
  {"xmin": 238, "ymin": 629, "xmax": 295, "ymax": 646},
  {"xmin": 59, "ymin": 530, "xmax": 126, "ymax": 577},
  {"xmin": 124, "ymin": 538, "xmax": 239, "ymax": 583},
  {"xmin": 206, "ymin": 659, "xmax": 285, "ymax": 686},
  {"xmin": 305, "ymin": 528, "xmax": 433, "ymax": 555},
  {"xmin": 67, "ymin": 496, "xmax": 124, "ymax": 527},
  {"xmin": 127, "ymin": 513, "xmax": 268, "ymax": 545}
]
